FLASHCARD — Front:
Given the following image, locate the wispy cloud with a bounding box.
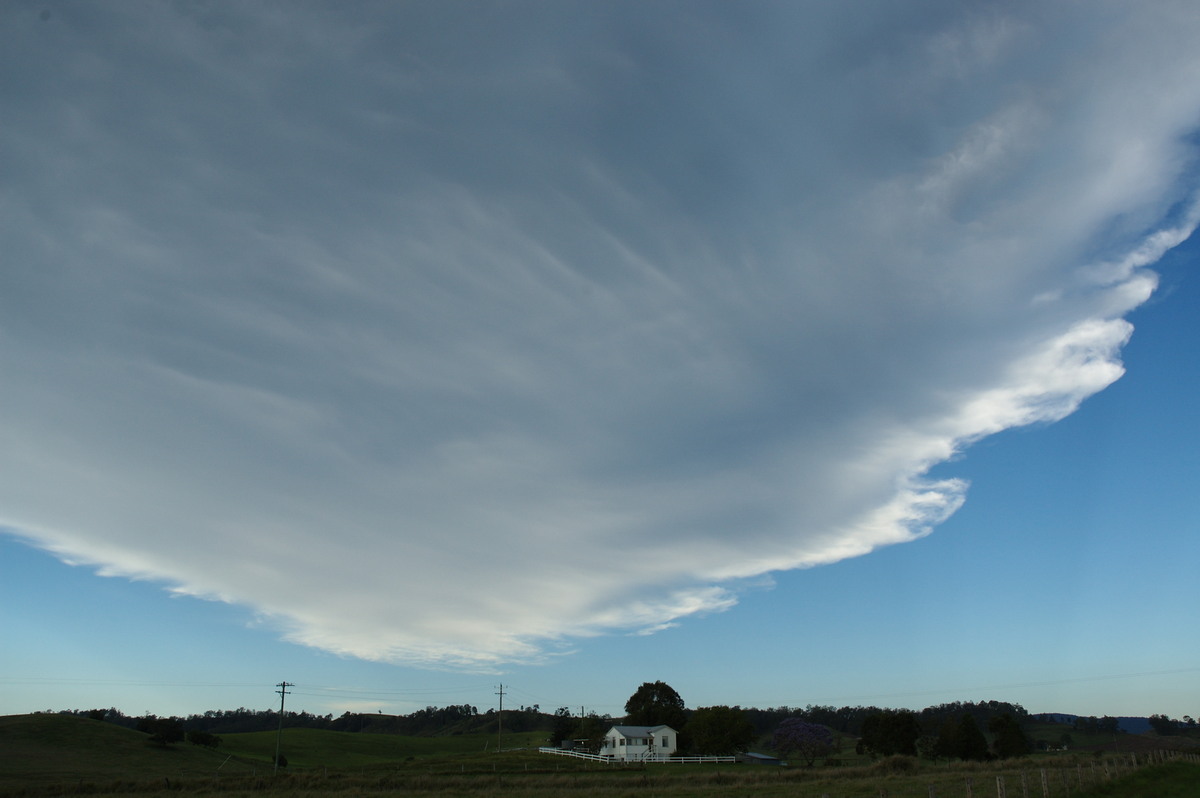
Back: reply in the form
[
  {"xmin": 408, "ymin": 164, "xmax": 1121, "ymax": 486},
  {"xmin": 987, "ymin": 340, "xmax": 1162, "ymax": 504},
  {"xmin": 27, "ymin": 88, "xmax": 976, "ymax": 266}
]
[{"xmin": 2, "ymin": 1, "xmax": 1198, "ymax": 667}]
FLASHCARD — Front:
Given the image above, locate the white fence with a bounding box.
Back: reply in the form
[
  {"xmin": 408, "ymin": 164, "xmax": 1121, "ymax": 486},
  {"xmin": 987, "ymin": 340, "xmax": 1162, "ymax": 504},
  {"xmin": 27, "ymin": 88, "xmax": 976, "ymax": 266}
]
[
  {"xmin": 537, "ymin": 748, "xmax": 611, "ymax": 763},
  {"xmin": 537, "ymin": 747, "xmax": 736, "ymax": 764}
]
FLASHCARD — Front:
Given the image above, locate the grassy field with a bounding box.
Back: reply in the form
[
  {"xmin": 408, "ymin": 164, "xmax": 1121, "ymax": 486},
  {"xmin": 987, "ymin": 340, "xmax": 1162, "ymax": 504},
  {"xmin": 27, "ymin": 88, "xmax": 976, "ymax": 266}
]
[
  {"xmin": 0, "ymin": 713, "xmax": 238, "ymax": 790},
  {"xmin": 3, "ymin": 713, "xmax": 1198, "ymax": 797},
  {"xmin": 216, "ymin": 726, "xmax": 547, "ymax": 769},
  {"xmin": 1072, "ymin": 760, "xmax": 1200, "ymax": 797}
]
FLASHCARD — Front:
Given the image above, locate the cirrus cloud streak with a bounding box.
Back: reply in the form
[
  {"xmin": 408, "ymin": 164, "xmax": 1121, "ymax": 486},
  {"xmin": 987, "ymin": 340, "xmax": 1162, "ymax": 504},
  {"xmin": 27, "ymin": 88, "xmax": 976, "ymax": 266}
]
[{"xmin": 1, "ymin": 1, "xmax": 1198, "ymax": 667}]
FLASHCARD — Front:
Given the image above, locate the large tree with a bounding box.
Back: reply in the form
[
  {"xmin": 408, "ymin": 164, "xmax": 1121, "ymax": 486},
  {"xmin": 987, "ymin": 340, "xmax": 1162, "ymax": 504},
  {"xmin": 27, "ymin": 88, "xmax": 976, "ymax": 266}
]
[
  {"xmin": 549, "ymin": 707, "xmax": 576, "ymax": 746},
  {"xmin": 772, "ymin": 718, "xmax": 835, "ymax": 767},
  {"xmin": 933, "ymin": 718, "xmax": 959, "ymax": 761},
  {"xmin": 988, "ymin": 713, "xmax": 1030, "ymax": 759},
  {"xmin": 685, "ymin": 706, "xmax": 756, "ymax": 756},
  {"xmin": 624, "ymin": 681, "xmax": 687, "ymax": 729},
  {"xmin": 140, "ymin": 717, "xmax": 184, "ymax": 747},
  {"xmin": 857, "ymin": 710, "xmax": 921, "ymax": 757},
  {"xmin": 955, "ymin": 714, "xmax": 991, "ymax": 761},
  {"xmin": 1148, "ymin": 714, "xmax": 1180, "ymax": 735}
]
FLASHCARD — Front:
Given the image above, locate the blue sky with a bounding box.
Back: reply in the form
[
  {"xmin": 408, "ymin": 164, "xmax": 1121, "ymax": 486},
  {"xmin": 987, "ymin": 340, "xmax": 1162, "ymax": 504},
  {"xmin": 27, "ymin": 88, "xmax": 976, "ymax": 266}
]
[{"xmin": 2, "ymin": 1, "xmax": 1199, "ymax": 722}]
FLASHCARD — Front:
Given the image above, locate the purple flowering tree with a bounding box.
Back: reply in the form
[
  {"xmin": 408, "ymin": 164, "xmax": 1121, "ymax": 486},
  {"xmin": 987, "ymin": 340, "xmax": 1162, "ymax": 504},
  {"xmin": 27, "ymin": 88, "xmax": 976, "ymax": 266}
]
[{"xmin": 772, "ymin": 718, "xmax": 835, "ymax": 767}]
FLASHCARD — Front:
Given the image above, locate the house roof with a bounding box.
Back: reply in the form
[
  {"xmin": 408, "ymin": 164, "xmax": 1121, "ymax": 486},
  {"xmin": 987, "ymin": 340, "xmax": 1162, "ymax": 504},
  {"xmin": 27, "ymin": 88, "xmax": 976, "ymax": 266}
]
[
  {"xmin": 607, "ymin": 724, "xmax": 675, "ymax": 736},
  {"xmin": 740, "ymin": 752, "xmax": 782, "ymax": 762}
]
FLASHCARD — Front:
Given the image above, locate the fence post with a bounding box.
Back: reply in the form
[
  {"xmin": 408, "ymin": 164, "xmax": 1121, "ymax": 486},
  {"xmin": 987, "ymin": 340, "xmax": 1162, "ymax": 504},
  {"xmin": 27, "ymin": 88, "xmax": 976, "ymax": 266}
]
[
  {"xmin": 966, "ymin": 776, "xmax": 974, "ymax": 798},
  {"xmin": 996, "ymin": 774, "xmax": 1006, "ymax": 798},
  {"xmin": 928, "ymin": 784, "xmax": 937, "ymax": 798},
  {"xmin": 1039, "ymin": 769, "xmax": 1048, "ymax": 798},
  {"xmin": 1020, "ymin": 770, "xmax": 1029, "ymax": 798}
]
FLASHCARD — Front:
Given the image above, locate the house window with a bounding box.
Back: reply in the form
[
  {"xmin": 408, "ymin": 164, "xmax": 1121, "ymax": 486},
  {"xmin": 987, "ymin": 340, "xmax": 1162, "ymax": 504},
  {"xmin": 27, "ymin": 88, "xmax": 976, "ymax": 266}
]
[{"xmin": 662, "ymin": 736, "xmax": 669, "ymax": 747}]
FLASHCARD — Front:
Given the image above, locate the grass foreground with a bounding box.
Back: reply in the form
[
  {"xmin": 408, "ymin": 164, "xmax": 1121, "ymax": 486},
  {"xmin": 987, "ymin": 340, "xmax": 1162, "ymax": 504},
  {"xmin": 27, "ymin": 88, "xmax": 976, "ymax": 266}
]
[{"xmin": 3, "ymin": 713, "xmax": 1199, "ymax": 797}]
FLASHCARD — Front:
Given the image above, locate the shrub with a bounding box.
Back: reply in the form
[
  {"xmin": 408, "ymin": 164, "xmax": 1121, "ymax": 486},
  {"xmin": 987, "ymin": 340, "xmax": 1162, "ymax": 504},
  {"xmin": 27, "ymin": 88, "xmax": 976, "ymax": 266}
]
[{"xmin": 872, "ymin": 755, "xmax": 919, "ymax": 775}]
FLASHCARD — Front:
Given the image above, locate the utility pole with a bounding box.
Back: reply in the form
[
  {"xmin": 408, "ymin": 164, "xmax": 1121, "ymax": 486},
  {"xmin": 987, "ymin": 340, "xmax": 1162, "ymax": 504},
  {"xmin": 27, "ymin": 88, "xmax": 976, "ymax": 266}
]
[
  {"xmin": 495, "ymin": 684, "xmax": 505, "ymax": 753},
  {"xmin": 274, "ymin": 682, "xmax": 292, "ymax": 775}
]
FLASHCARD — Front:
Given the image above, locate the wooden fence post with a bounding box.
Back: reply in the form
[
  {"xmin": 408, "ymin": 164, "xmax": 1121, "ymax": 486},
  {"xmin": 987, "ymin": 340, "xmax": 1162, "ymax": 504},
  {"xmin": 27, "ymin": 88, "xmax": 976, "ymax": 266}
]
[
  {"xmin": 1020, "ymin": 770, "xmax": 1029, "ymax": 798},
  {"xmin": 966, "ymin": 776, "xmax": 974, "ymax": 798},
  {"xmin": 1039, "ymin": 769, "xmax": 1048, "ymax": 798},
  {"xmin": 996, "ymin": 774, "xmax": 1006, "ymax": 798}
]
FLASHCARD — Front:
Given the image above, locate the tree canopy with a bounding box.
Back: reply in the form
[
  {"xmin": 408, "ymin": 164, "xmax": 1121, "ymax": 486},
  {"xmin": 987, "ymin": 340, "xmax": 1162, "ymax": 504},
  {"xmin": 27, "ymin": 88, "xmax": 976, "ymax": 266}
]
[
  {"xmin": 989, "ymin": 713, "xmax": 1031, "ymax": 759},
  {"xmin": 955, "ymin": 714, "xmax": 991, "ymax": 761},
  {"xmin": 857, "ymin": 710, "xmax": 921, "ymax": 757},
  {"xmin": 772, "ymin": 718, "xmax": 835, "ymax": 767},
  {"xmin": 685, "ymin": 706, "xmax": 756, "ymax": 755},
  {"xmin": 624, "ymin": 681, "xmax": 687, "ymax": 729}
]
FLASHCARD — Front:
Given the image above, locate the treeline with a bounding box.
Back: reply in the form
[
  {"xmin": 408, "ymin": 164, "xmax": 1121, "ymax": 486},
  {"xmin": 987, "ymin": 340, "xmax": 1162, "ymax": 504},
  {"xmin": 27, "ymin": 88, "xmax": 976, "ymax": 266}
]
[
  {"xmin": 48, "ymin": 703, "xmax": 556, "ymax": 737},
  {"xmin": 43, "ymin": 699, "xmax": 1038, "ymax": 740},
  {"xmin": 743, "ymin": 701, "xmax": 1036, "ymax": 761},
  {"xmin": 43, "ymin": 697, "xmax": 1178, "ymax": 755},
  {"xmin": 737, "ymin": 700, "xmax": 1030, "ymax": 738},
  {"xmin": 546, "ymin": 694, "xmax": 1041, "ymax": 760},
  {"xmin": 1148, "ymin": 713, "xmax": 1199, "ymax": 736}
]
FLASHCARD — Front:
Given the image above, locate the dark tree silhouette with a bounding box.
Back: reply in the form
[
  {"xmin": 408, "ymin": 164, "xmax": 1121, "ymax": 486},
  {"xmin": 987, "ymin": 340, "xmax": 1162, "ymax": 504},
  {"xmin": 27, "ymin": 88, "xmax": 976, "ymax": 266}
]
[
  {"xmin": 858, "ymin": 710, "xmax": 921, "ymax": 757},
  {"xmin": 955, "ymin": 714, "xmax": 990, "ymax": 761},
  {"xmin": 988, "ymin": 713, "xmax": 1030, "ymax": 758},
  {"xmin": 685, "ymin": 706, "xmax": 756, "ymax": 755},
  {"xmin": 624, "ymin": 681, "xmax": 687, "ymax": 730},
  {"xmin": 142, "ymin": 718, "xmax": 184, "ymax": 747}
]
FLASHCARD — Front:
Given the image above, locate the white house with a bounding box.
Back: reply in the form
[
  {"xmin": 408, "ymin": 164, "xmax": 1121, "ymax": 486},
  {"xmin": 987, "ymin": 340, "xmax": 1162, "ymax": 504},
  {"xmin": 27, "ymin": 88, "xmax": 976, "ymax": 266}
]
[{"xmin": 602, "ymin": 725, "xmax": 678, "ymax": 761}]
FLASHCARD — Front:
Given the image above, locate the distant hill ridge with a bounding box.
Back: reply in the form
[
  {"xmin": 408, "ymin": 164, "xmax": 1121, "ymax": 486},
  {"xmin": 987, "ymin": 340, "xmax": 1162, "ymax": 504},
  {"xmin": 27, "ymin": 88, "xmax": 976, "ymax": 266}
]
[{"xmin": 1032, "ymin": 714, "xmax": 1153, "ymax": 735}]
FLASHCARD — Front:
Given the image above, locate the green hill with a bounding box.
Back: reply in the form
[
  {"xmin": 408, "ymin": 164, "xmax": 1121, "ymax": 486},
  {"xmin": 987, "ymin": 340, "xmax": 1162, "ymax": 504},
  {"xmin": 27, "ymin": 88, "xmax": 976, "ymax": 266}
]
[
  {"xmin": 0, "ymin": 713, "xmax": 255, "ymax": 789},
  {"xmin": 5, "ymin": 712, "xmax": 1198, "ymax": 798},
  {"xmin": 0, "ymin": 713, "xmax": 550, "ymax": 792}
]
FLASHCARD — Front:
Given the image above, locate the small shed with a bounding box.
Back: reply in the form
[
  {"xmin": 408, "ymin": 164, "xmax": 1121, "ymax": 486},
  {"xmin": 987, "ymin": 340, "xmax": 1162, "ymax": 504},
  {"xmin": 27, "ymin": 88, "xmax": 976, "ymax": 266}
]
[{"xmin": 738, "ymin": 751, "xmax": 785, "ymax": 765}]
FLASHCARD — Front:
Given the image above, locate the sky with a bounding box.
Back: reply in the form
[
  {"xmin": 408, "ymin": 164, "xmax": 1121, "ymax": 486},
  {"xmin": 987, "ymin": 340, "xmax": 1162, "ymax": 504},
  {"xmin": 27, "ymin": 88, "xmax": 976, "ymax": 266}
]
[{"xmin": 2, "ymin": 1, "xmax": 1199, "ymax": 723}]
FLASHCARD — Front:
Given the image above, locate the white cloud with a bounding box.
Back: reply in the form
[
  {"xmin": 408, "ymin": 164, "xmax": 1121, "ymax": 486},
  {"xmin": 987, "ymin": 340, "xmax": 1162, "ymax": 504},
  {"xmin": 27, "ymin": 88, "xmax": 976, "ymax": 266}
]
[{"xmin": 1, "ymin": 1, "xmax": 1198, "ymax": 666}]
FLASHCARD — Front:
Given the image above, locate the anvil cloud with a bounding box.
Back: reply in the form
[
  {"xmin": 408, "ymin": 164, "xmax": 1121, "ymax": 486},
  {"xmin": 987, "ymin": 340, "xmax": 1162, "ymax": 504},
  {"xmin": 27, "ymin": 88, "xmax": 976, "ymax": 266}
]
[{"xmin": 2, "ymin": 1, "xmax": 1199, "ymax": 667}]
